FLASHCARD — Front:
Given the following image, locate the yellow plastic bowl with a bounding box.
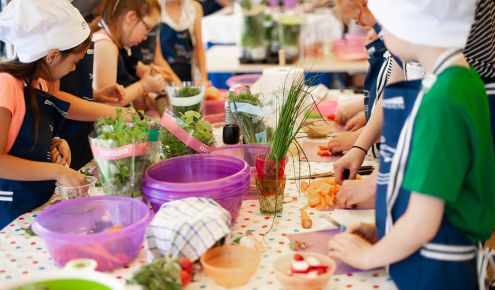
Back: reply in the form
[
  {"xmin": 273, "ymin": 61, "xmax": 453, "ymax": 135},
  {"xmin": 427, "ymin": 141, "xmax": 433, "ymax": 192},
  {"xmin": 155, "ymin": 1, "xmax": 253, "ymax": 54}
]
[
  {"xmin": 273, "ymin": 252, "xmax": 336, "ymax": 290},
  {"xmin": 200, "ymin": 245, "xmax": 260, "ymax": 288}
]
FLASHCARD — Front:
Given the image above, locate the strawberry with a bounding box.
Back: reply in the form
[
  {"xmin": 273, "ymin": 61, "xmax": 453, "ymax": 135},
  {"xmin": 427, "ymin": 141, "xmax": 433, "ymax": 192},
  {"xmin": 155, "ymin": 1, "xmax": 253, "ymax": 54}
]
[
  {"xmin": 326, "ymin": 113, "xmax": 336, "ymax": 121},
  {"xmin": 293, "ymin": 253, "xmax": 305, "ymax": 261},
  {"xmin": 179, "ymin": 269, "xmax": 191, "ymax": 286},
  {"xmin": 179, "ymin": 257, "xmax": 193, "ymax": 274}
]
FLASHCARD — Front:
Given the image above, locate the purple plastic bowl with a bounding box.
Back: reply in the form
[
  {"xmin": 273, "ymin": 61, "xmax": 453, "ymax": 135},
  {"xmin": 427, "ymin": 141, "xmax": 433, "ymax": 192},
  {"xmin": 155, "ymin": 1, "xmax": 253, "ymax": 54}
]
[
  {"xmin": 141, "ymin": 154, "xmax": 250, "ymax": 222},
  {"xmin": 32, "ymin": 196, "xmax": 153, "ymax": 272},
  {"xmin": 226, "ymin": 74, "xmax": 262, "ymax": 88}
]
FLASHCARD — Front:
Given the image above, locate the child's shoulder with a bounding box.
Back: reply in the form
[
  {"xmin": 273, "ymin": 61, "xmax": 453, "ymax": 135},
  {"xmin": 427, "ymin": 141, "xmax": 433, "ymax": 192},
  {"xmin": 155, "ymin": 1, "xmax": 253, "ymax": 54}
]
[
  {"xmin": 428, "ymin": 66, "xmax": 486, "ymax": 105},
  {"xmin": 0, "ymin": 73, "xmax": 23, "ymax": 92},
  {"xmin": 191, "ymin": 0, "xmax": 204, "ymax": 16}
]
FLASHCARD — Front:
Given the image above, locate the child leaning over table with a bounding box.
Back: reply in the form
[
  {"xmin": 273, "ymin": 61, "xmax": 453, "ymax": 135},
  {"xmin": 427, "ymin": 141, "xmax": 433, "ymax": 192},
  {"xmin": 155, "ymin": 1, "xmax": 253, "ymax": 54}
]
[{"xmin": 328, "ymin": 1, "xmax": 495, "ymax": 290}]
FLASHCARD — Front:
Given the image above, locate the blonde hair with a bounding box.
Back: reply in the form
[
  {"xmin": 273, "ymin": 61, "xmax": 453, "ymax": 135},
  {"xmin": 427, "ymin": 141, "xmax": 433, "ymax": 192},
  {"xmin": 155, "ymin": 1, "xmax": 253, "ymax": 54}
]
[
  {"xmin": 332, "ymin": 0, "xmax": 367, "ymax": 22},
  {"xmin": 101, "ymin": 0, "xmax": 161, "ymax": 47}
]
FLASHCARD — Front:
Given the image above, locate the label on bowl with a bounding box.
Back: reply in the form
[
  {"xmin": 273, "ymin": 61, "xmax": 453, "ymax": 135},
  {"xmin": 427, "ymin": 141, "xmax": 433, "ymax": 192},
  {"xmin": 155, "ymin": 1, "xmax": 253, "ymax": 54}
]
[
  {"xmin": 160, "ymin": 111, "xmax": 213, "ymax": 153},
  {"xmin": 90, "ymin": 143, "xmax": 147, "ymax": 160}
]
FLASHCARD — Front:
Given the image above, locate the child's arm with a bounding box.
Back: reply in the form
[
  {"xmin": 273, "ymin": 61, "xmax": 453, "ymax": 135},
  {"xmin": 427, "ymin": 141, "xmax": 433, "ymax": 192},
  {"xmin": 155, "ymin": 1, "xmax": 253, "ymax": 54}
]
[
  {"xmin": 0, "ymin": 108, "xmax": 86, "ymax": 186},
  {"xmin": 193, "ymin": 1, "xmax": 207, "ymax": 82},
  {"xmin": 328, "ymin": 192, "xmax": 444, "ymax": 270},
  {"xmin": 93, "ymin": 38, "xmax": 156, "ymax": 106},
  {"xmin": 51, "ymin": 80, "xmax": 119, "ymax": 121}
]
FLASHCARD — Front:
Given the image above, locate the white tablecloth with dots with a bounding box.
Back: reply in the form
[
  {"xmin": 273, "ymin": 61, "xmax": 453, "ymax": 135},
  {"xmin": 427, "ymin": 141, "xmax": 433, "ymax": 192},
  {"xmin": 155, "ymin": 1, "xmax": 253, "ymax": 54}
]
[{"xmin": 0, "ymin": 159, "xmax": 397, "ymax": 290}]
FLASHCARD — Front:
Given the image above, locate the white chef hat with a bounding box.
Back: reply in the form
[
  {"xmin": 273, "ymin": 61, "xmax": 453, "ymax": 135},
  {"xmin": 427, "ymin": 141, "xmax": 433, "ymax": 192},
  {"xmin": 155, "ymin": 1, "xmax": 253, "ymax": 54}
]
[
  {"xmin": 0, "ymin": 0, "xmax": 90, "ymax": 63},
  {"xmin": 368, "ymin": 0, "xmax": 476, "ymax": 49}
]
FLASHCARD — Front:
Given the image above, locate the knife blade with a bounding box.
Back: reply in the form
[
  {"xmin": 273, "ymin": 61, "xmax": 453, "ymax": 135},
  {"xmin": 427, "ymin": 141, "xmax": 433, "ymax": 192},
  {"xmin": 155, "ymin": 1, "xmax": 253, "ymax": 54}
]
[{"xmin": 287, "ymin": 165, "xmax": 374, "ymax": 180}]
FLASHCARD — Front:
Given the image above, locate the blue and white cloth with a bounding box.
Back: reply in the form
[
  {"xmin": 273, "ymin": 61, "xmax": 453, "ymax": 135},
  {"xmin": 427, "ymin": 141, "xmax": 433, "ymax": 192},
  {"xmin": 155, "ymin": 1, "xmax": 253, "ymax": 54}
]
[{"xmin": 146, "ymin": 197, "xmax": 231, "ymax": 262}]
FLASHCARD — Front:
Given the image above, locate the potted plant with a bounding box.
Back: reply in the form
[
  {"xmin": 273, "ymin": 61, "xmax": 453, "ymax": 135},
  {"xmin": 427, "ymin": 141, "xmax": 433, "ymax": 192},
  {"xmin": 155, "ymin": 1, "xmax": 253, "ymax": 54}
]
[
  {"xmin": 160, "ymin": 110, "xmax": 215, "ymax": 158},
  {"xmin": 255, "ymin": 71, "xmax": 317, "ymax": 214},
  {"xmin": 240, "ymin": 0, "xmax": 266, "ymax": 61},
  {"xmin": 278, "ymin": 15, "xmax": 303, "ymax": 61},
  {"xmin": 228, "ymin": 86, "xmax": 273, "ymax": 144},
  {"xmin": 90, "ymin": 109, "xmax": 150, "ymax": 198},
  {"xmin": 167, "ymin": 81, "xmax": 206, "ymax": 117}
]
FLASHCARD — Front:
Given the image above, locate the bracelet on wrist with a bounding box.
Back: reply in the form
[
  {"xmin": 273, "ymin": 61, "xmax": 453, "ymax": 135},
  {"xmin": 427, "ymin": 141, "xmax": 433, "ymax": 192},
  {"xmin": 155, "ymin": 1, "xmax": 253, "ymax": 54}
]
[{"xmin": 352, "ymin": 145, "xmax": 368, "ymax": 155}]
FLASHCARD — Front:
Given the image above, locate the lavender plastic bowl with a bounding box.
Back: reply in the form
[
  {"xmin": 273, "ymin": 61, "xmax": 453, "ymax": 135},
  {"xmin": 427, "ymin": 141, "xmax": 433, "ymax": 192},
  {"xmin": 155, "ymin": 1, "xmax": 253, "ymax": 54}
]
[
  {"xmin": 141, "ymin": 154, "xmax": 250, "ymax": 222},
  {"xmin": 32, "ymin": 196, "xmax": 153, "ymax": 272}
]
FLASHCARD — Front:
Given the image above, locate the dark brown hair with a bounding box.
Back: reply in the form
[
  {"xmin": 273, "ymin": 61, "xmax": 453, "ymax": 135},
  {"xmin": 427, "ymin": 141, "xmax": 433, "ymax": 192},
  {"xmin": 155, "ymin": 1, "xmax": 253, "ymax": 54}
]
[
  {"xmin": 0, "ymin": 35, "xmax": 91, "ymax": 149},
  {"xmin": 101, "ymin": 0, "xmax": 161, "ymax": 47}
]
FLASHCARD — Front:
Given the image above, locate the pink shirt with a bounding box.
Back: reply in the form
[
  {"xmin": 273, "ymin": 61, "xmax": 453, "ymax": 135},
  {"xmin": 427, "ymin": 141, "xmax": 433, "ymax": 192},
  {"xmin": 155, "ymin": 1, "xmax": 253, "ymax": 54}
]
[
  {"xmin": 0, "ymin": 73, "xmax": 50, "ymax": 153},
  {"xmin": 0, "ymin": 73, "xmax": 26, "ymax": 153}
]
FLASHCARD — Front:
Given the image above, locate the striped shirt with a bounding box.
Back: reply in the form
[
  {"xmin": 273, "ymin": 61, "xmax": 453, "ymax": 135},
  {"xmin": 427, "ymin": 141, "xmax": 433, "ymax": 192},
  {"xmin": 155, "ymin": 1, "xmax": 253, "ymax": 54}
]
[{"xmin": 464, "ymin": 0, "xmax": 495, "ymax": 80}]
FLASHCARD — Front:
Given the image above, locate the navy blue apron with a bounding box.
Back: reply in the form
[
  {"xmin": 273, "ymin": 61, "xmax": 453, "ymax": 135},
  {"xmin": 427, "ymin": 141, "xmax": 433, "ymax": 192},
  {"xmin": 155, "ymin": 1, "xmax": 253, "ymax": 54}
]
[
  {"xmin": 0, "ymin": 85, "xmax": 70, "ymax": 228},
  {"xmin": 59, "ymin": 43, "xmax": 95, "ymax": 170},
  {"xmin": 159, "ymin": 22, "xmax": 193, "ymax": 81},
  {"xmin": 376, "ymin": 50, "xmax": 478, "ymax": 290},
  {"xmin": 131, "ymin": 26, "xmax": 159, "ymax": 65},
  {"xmin": 363, "ymin": 37, "xmax": 390, "ymax": 121},
  {"xmin": 118, "ymin": 48, "xmax": 138, "ymax": 87}
]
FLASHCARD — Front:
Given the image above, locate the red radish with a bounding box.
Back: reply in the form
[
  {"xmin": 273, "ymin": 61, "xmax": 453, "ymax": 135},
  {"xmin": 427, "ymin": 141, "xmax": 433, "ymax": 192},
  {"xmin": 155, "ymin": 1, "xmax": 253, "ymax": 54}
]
[
  {"xmin": 179, "ymin": 257, "xmax": 193, "ymax": 274},
  {"xmin": 306, "ymin": 256, "xmax": 320, "ymax": 267},
  {"xmin": 293, "ymin": 253, "xmax": 304, "ymax": 261},
  {"xmin": 291, "ymin": 261, "xmax": 310, "ymax": 273},
  {"xmin": 327, "ymin": 113, "xmax": 336, "ymax": 121},
  {"xmin": 318, "ymin": 145, "xmax": 329, "ymax": 150},
  {"xmin": 180, "ymin": 270, "xmax": 191, "ymax": 286}
]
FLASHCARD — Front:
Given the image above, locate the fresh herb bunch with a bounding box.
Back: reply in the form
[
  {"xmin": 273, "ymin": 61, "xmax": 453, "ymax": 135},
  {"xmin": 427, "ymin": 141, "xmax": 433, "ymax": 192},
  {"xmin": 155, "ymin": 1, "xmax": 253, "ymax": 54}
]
[
  {"xmin": 171, "ymin": 86, "xmax": 203, "ymax": 116},
  {"xmin": 160, "ymin": 111, "xmax": 215, "ymax": 158},
  {"xmin": 128, "ymin": 256, "xmax": 183, "ymax": 290},
  {"xmin": 91, "ymin": 109, "xmax": 150, "ymax": 197},
  {"xmin": 80, "ymin": 168, "xmax": 102, "ymax": 187},
  {"xmin": 269, "ymin": 73, "xmax": 318, "ymax": 161},
  {"xmin": 229, "ymin": 90, "xmax": 272, "ymax": 144}
]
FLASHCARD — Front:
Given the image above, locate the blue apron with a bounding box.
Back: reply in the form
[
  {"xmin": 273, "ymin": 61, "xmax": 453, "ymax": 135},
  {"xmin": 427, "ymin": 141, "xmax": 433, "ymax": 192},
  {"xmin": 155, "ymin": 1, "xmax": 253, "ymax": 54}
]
[
  {"xmin": 118, "ymin": 48, "xmax": 138, "ymax": 87},
  {"xmin": 0, "ymin": 85, "xmax": 70, "ymax": 228},
  {"xmin": 376, "ymin": 50, "xmax": 478, "ymax": 290},
  {"xmin": 59, "ymin": 43, "xmax": 95, "ymax": 170},
  {"xmin": 159, "ymin": 22, "xmax": 193, "ymax": 81},
  {"xmin": 131, "ymin": 26, "xmax": 159, "ymax": 65},
  {"xmin": 363, "ymin": 37, "xmax": 390, "ymax": 121}
]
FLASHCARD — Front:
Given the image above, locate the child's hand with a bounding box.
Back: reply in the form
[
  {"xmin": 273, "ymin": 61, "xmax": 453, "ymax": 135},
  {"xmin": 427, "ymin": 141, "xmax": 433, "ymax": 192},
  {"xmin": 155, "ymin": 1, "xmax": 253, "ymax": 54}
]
[
  {"xmin": 345, "ymin": 222, "xmax": 377, "ymax": 243},
  {"xmin": 344, "ymin": 112, "xmax": 366, "ymax": 131},
  {"xmin": 333, "ymin": 147, "xmax": 367, "ymax": 184},
  {"xmin": 336, "ymin": 179, "xmax": 375, "ymax": 208},
  {"xmin": 335, "ymin": 100, "xmax": 363, "ymax": 125},
  {"xmin": 140, "ymin": 70, "xmax": 166, "ymax": 94},
  {"xmin": 51, "ymin": 138, "xmax": 71, "ymax": 167},
  {"xmin": 328, "ymin": 232, "xmax": 374, "ymax": 270},
  {"xmin": 94, "ymin": 83, "xmax": 125, "ymax": 105},
  {"xmin": 57, "ymin": 167, "xmax": 87, "ymax": 189},
  {"xmin": 327, "ymin": 131, "xmax": 360, "ymax": 154}
]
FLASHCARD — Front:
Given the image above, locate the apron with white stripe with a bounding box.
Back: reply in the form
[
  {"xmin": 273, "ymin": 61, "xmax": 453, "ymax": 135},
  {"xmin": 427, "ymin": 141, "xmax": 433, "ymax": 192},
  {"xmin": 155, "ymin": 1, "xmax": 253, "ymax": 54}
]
[
  {"xmin": 0, "ymin": 86, "xmax": 70, "ymax": 228},
  {"xmin": 376, "ymin": 50, "xmax": 478, "ymax": 290}
]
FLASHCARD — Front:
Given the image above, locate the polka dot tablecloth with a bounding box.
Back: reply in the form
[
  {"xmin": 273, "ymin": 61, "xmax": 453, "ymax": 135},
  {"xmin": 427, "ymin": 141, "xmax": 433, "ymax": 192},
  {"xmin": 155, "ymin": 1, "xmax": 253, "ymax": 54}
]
[{"xmin": 0, "ymin": 158, "xmax": 397, "ymax": 290}]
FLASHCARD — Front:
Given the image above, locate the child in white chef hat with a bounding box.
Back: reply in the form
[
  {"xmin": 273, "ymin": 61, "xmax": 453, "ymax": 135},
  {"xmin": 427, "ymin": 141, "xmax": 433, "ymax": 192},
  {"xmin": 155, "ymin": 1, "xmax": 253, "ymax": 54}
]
[
  {"xmin": 0, "ymin": 0, "xmax": 121, "ymax": 228},
  {"xmin": 328, "ymin": 1, "xmax": 495, "ymax": 290}
]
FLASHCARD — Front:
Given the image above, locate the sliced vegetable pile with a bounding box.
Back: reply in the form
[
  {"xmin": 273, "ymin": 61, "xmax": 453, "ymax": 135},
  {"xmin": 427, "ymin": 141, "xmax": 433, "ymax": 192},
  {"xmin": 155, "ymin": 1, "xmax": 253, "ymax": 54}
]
[
  {"xmin": 300, "ymin": 178, "xmax": 340, "ymax": 210},
  {"xmin": 287, "ymin": 254, "xmax": 329, "ymax": 278}
]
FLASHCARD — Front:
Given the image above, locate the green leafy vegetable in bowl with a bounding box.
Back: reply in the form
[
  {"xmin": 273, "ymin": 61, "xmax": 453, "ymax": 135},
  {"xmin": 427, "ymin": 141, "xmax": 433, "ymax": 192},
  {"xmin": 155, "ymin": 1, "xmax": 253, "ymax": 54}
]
[
  {"xmin": 160, "ymin": 111, "xmax": 215, "ymax": 158},
  {"xmin": 90, "ymin": 109, "xmax": 151, "ymax": 197}
]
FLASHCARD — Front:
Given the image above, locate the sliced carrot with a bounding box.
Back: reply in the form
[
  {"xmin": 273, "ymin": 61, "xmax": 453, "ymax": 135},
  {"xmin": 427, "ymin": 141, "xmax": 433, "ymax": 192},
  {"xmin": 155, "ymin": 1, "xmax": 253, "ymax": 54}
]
[{"xmin": 300, "ymin": 181, "xmax": 309, "ymax": 192}]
